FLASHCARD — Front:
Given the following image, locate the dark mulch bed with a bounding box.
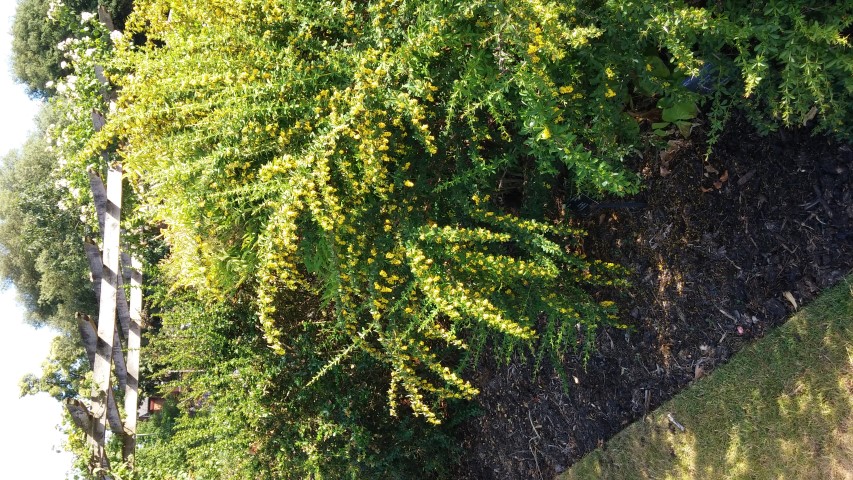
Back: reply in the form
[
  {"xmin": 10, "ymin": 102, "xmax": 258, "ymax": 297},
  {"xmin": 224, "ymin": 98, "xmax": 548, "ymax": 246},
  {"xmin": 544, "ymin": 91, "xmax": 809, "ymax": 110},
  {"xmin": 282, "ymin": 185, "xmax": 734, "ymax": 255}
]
[{"xmin": 455, "ymin": 115, "xmax": 853, "ymax": 479}]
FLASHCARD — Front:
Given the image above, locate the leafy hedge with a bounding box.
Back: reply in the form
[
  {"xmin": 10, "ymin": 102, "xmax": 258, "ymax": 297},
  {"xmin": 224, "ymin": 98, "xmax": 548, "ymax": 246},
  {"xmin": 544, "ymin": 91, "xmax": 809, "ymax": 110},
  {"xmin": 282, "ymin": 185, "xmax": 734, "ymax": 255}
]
[{"xmin": 101, "ymin": 0, "xmax": 639, "ymax": 427}]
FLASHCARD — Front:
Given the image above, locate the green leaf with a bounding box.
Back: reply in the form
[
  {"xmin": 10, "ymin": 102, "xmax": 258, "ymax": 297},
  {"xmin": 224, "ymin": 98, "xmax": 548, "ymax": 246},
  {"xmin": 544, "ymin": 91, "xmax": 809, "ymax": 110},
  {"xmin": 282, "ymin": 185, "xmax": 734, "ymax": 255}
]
[
  {"xmin": 675, "ymin": 120, "xmax": 693, "ymax": 138},
  {"xmin": 644, "ymin": 55, "xmax": 671, "ymax": 78},
  {"xmin": 662, "ymin": 100, "xmax": 699, "ymax": 123}
]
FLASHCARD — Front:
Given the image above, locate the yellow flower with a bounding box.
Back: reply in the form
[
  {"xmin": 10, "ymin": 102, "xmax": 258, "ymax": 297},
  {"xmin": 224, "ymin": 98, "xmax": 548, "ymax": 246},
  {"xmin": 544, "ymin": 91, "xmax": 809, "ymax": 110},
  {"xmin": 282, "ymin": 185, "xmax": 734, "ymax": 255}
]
[
  {"xmin": 404, "ymin": 180, "xmax": 415, "ymax": 187},
  {"xmin": 559, "ymin": 85, "xmax": 574, "ymax": 94},
  {"xmin": 605, "ymin": 88, "xmax": 616, "ymax": 98}
]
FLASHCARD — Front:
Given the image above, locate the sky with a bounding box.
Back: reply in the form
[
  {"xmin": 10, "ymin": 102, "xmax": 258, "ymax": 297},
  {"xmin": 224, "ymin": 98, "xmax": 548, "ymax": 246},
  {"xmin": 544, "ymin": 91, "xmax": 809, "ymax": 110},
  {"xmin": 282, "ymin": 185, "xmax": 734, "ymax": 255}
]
[{"xmin": 1, "ymin": 2, "xmax": 76, "ymax": 478}]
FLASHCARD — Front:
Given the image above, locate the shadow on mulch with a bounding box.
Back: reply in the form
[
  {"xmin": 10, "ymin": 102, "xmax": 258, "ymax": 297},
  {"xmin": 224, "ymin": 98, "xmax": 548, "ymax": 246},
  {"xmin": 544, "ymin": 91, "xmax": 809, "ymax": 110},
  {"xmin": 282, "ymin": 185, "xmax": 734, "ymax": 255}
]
[{"xmin": 455, "ymin": 115, "xmax": 853, "ymax": 480}]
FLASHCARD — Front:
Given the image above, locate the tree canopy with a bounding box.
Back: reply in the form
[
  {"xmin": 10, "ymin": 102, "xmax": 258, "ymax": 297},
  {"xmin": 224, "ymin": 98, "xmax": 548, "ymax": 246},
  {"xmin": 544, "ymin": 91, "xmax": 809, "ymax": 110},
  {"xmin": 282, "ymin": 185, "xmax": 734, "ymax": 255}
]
[
  {"xmin": 0, "ymin": 106, "xmax": 95, "ymax": 329},
  {"xmin": 11, "ymin": 0, "xmax": 132, "ymax": 97}
]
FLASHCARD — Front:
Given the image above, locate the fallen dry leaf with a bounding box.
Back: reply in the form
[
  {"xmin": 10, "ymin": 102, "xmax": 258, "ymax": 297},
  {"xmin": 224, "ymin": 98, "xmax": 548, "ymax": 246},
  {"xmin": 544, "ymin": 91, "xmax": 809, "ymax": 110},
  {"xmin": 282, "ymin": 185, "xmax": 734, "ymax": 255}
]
[
  {"xmin": 627, "ymin": 108, "xmax": 661, "ymax": 122},
  {"xmin": 660, "ymin": 139, "xmax": 688, "ymax": 164},
  {"xmin": 782, "ymin": 291, "xmax": 799, "ymax": 310},
  {"xmin": 713, "ymin": 170, "xmax": 730, "ymax": 189}
]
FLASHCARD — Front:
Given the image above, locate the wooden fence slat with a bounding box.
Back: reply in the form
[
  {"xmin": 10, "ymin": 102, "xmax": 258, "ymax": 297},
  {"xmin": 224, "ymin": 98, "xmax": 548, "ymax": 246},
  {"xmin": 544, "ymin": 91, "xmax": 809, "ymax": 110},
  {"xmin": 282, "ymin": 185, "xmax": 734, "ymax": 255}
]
[
  {"xmin": 87, "ymin": 170, "xmax": 107, "ymax": 235},
  {"xmin": 76, "ymin": 313, "xmax": 97, "ymax": 367},
  {"xmin": 115, "ymin": 273, "xmax": 131, "ymax": 342},
  {"xmin": 92, "ymin": 109, "xmax": 106, "ymax": 132},
  {"xmin": 97, "ymin": 5, "xmax": 115, "ymax": 32},
  {"xmin": 87, "ymin": 172, "xmax": 131, "ymax": 340},
  {"xmin": 90, "ymin": 164, "xmax": 122, "ymax": 471},
  {"xmin": 122, "ymin": 257, "xmax": 143, "ymax": 463},
  {"xmin": 82, "ymin": 244, "xmax": 129, "ymax": 390},
  {"xmin": 65, "ymin": 398, "xmax": 104, "ymax": 475},
  {"xmin": 66, "ymin": 398, "xmax": 94, "ymax": 434},
  {"xmin": 76, "ymin": 313, "xmax": 128, "ymax": 434}
]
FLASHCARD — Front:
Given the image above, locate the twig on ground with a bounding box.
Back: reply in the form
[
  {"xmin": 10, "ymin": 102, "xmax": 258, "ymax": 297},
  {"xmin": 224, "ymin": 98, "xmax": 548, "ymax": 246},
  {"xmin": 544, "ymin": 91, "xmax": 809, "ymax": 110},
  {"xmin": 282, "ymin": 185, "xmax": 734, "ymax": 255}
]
[
  {"xmin": 813, "ymin": 185, "xmax": 833, "ymax": 218},
  {"xmin": 528, "ymin": 410, "xmax": 542, "ymax": 479},
  {"xmin": 717, "ymin": 307, "xmax": 738, "ymax": 322},
  {"xmin": 667, "ymin": 412, "xmax": 686, "ymax": 432}
]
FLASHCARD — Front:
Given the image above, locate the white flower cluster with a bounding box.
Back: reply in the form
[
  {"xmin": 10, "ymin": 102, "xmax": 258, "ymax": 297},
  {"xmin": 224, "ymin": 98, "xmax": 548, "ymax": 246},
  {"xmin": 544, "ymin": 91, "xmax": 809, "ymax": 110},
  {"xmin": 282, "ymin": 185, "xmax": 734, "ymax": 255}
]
[
  {"xmin": 57, "ymin": 37, "xmax": 81, "ymax": 53},
  {"xmin": 55, "ymin": 74, "xmax": 77, "ymax": 95},
  {"xmin": 54, "ymin": 178, "xmax": 73, "ymax": 211},
  {"xmin": 47, "ymin": 0, "xmax": 64, "ymax": 21}
]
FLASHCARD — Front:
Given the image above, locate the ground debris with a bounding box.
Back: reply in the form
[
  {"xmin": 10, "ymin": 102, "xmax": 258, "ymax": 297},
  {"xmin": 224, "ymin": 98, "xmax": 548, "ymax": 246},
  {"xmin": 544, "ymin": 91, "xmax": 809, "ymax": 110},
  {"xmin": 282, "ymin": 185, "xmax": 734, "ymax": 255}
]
[{"xmin": 455, "ymin": 115, "xmax": 852, "ymax": 479}]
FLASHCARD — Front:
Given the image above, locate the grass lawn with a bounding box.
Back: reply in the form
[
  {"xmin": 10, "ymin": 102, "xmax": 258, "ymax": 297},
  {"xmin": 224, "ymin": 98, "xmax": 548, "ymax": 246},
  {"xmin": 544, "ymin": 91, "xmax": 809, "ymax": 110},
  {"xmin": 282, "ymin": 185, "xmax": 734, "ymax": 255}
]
[{"xmin": 560, "ymin": 276, "xmax": 853, "ymax": 480}]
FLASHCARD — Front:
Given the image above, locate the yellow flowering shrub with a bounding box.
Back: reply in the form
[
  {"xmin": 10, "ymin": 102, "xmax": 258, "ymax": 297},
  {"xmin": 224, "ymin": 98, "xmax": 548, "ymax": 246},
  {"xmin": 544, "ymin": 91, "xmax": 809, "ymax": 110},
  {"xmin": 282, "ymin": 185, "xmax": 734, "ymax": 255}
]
[
  {"xmin": 91, "ymin": 0, "xmax": 644, "ymax": 424},
  {"xmin": 95, "ymin": 0, "xmax": 853, "ymax": 426}
]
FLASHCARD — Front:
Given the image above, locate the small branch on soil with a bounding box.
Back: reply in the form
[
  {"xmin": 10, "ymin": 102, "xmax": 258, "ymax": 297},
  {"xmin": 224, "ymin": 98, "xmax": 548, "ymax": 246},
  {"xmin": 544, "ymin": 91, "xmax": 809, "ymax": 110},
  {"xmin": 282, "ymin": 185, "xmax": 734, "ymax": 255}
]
[
  {"xmin": 812, "ymin": 185, "xmax": 833, "ymax": 218},
  {"xmin": 528, "ymin": 410, "xmax": 541, "ymax": 439},
  {"xmin": 716, "ymin": 307, "xmax": 738, "ymax": 323},
  {"xmin": 528, "ymin": 410, "xmax": 542, "ymax": 479},
  {"xmin": 667, "ymin": 413, "xmax": 686, "ymax": 432}
]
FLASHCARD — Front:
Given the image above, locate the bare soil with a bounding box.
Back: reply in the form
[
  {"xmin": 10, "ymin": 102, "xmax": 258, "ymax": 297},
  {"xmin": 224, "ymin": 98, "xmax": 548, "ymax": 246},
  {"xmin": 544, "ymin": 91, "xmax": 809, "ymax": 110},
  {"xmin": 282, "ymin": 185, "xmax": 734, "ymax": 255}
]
[{"xmin": 455, "ymin": 115, "xmax": 853, "ymax": 479}]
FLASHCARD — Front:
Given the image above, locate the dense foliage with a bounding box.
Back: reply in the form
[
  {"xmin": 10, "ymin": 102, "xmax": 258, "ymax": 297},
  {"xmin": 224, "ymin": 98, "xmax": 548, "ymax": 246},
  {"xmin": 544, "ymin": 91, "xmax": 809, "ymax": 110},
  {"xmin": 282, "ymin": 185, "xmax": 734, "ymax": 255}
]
[
  {"xmin": 2, "ymin": 0, "xmax": 850, "ymax": 478},
  {"xmin": 129, "ymin": 288, "xmax": 467, "ymax": 479},
  {"xmin": 101, "ymin": 0, "xmax": 638, "ymax": 428},
  {"xmin": 0, "ymin": 112, "xmax": 95, "ymax": 328}
]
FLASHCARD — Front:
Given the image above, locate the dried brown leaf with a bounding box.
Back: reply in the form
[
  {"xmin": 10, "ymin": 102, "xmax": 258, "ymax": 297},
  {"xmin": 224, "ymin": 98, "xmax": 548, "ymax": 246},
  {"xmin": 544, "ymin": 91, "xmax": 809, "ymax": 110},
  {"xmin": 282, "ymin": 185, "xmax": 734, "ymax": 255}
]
[
  {"xmin": 660, "ymin": 139, "xmax": 688, "ymax": 164},
  {"xmin": 782, "ymin": 291, "xmax": 799, "ymax": 310}
]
